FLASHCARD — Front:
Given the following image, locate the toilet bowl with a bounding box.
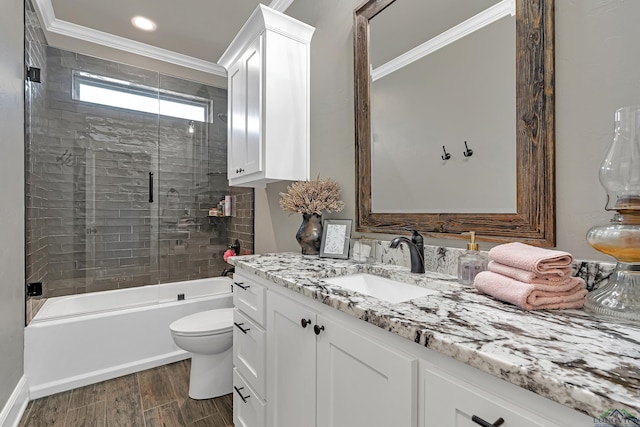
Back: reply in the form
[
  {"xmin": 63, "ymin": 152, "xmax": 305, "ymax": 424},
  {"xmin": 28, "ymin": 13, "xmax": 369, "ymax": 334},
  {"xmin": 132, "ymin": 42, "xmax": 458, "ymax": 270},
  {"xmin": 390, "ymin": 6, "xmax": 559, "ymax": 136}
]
[{"xmin": 169, "ymin": 308, "xmax": 233, "ymax": 399}]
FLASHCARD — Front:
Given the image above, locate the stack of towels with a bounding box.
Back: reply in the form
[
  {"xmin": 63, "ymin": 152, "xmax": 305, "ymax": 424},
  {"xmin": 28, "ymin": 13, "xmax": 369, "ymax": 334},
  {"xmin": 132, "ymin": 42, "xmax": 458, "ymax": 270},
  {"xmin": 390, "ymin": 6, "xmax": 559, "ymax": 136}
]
[{"xmin": 474, "ymin": 242, "xmax": 587, "ymax": 311}]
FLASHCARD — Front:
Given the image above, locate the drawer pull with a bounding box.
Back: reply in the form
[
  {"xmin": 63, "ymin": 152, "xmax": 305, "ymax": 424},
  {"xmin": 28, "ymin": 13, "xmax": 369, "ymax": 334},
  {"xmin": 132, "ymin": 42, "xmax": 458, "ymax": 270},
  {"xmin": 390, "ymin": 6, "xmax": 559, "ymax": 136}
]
[
  {"xmin": 300, "ymin": 318, "xmax": 311, "ymax": 328},
  {"xmin": 234, "ymin": 281, "xmax": 250, "ymax": 290},
  {"xmin": 314, "ymin": 324, "xmax": 325, "ymax": 335},
  {"xmin": 471, "ymin": 415, "xmax": 504, "ymax": 427},
  {"xmin": 234, "ymin": 322, "xmax": 251, "ymax": 334},
  {"xmin": 234, "ymin": 386, "xmax": 251, "ymax": 403}
]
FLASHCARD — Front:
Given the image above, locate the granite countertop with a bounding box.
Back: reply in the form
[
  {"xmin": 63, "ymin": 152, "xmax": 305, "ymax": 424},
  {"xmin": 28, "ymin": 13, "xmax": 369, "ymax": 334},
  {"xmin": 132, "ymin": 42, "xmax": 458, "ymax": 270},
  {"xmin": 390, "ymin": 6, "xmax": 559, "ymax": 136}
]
[{"xmin": 228, "ymin": 253, "xmax": 640, "ymax": 418}]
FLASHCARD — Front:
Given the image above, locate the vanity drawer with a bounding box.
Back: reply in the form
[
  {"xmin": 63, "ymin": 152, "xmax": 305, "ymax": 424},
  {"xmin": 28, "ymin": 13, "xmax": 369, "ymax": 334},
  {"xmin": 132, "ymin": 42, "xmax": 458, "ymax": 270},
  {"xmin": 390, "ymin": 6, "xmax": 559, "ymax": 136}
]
[
  {"xmin": 233, "ymin": 272, "xmax": 266, "ymax": 326},
  {"xmin": 422, "ymin": 369, "xmax": 559, "ymax": 427},
  {"xmin": 233, "ymin": 308, "xmax": 266, "ymax": 397},
  {"xmin": 233, "ymin": 368, "xmax": 266, "ymax": 427}
]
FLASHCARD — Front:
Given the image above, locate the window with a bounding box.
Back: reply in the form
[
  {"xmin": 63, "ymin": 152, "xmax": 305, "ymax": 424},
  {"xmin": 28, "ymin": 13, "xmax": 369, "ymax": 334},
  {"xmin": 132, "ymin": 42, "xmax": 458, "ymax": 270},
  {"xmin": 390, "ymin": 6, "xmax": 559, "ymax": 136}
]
[{"xmin": 72, "ymin": 71, "xmax": 210, "ymax": 122}]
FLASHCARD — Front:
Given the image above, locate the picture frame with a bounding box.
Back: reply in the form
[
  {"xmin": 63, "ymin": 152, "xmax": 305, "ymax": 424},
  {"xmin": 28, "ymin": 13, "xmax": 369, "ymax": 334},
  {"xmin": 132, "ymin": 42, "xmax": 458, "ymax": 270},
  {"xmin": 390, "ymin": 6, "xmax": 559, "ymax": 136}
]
[{"xmin": 320, "ymin": 219, "xmax": 352, "ymax": 259}]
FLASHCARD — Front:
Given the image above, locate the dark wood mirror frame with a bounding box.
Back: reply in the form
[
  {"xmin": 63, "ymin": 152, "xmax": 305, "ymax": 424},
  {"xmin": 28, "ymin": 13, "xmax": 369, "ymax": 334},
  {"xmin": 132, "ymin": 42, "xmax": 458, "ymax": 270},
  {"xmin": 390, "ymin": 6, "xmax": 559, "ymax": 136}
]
[{"xmin": 354, "ymin": 0, "xmax": 555, "ymax": 246}]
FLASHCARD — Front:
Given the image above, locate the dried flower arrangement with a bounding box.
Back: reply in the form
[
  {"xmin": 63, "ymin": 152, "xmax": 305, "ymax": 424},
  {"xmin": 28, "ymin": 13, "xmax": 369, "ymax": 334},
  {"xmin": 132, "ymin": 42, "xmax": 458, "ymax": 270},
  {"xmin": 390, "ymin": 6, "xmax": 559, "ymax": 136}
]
[{"xmin": 279, "ymin": 177, "xmax": 345, "ymax": 216}]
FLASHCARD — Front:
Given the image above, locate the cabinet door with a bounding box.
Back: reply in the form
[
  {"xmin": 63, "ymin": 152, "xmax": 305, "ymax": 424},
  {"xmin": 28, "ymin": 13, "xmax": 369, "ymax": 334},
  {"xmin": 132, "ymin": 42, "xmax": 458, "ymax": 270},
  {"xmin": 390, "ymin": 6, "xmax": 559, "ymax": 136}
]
[
  {"xmin": 316, "ymin": 315, "xmax": 417, "ymax": 427},
  {"xmin": 228, "ymin": 36, "xmax": 262, "ymax": 180},
  {"xmin": 243, "ymin": 35, "xmax": 262, "ymax": 176},
  {"xmin": 267, "ymin": 292, "xmax": 316, "ymax": 427},
  {"xmin": 228, "ymin": 57, "xmax": 246, "ymax": 178}
]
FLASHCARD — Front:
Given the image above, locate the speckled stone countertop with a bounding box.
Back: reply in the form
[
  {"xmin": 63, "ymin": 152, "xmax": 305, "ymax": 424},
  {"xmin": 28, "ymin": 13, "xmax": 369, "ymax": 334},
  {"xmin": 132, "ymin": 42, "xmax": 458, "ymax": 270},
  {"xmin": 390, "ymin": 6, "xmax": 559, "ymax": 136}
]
[{"xmin": 228, "ymin": 253, "xmax": 640, "ymax": 418}]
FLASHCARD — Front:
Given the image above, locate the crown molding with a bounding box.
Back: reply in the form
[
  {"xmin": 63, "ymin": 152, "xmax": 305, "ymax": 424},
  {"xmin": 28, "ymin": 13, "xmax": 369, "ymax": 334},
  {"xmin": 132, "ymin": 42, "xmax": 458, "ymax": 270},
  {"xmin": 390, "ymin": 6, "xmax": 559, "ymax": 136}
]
[
  {"xmin": 371, "ymin": 0, "xmax": 515, "ymax": 82},
  {"xmin": 218, "ymin": 4, "xmax": 313, "ymax": 68},
  {"xmin": 32, "ymin": 0, "xmax": 227, "ymax": 76},
  {"xmin": 268, "ymin": 0, "xmax": 295, "ymax": 12}
]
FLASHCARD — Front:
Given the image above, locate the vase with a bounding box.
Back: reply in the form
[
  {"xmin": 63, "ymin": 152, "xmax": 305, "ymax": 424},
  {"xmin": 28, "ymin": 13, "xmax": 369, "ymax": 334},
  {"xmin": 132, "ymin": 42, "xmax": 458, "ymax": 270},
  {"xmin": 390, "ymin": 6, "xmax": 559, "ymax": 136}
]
[{"xmin": 296, "ymin": 213, "xmax": 323, "ymax": 255}]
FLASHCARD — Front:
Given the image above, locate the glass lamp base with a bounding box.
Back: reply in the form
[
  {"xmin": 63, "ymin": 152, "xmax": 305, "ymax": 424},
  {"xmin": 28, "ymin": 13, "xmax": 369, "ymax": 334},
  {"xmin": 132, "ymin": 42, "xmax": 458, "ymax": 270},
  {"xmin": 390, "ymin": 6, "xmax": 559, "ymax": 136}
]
[
  {"xmin": 585, "ymin": 215, "xmax": 640, "ymax": 323},
  {"xmin": 584, "ymin": 263, "xmax": 640, "ymax": 322}
]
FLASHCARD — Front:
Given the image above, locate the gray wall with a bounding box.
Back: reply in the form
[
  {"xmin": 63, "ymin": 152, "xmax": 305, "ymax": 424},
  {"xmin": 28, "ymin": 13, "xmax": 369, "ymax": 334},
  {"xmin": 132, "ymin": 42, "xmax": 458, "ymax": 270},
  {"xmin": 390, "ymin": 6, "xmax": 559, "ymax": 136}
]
[
  {"xmin": 255, "ymin": 0, "xmax": 640, "ymax": 261},
  {"xmin": 0, "ymin": 0, "xmax": 26, "ymax": 412}
]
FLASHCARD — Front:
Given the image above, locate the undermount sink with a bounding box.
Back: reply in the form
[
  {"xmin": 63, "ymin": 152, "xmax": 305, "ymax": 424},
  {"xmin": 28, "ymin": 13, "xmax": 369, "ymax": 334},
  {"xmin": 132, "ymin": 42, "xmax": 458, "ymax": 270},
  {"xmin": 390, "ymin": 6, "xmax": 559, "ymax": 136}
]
[{"xmin": 323, "ymin": 273, "xmax": 437, "ymax": 303}]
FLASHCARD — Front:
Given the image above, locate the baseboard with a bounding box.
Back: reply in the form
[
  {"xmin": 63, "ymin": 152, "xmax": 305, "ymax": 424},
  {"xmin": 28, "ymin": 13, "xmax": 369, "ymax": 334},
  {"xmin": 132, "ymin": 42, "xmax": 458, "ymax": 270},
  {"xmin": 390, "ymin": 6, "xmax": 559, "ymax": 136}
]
[
  {"xmin": 28, "ymin": 350, "xmax": 189, "ymax": 399},
  {"xmin": 0, "ymin": 376, "xmax": 29, "ymax": 427}
]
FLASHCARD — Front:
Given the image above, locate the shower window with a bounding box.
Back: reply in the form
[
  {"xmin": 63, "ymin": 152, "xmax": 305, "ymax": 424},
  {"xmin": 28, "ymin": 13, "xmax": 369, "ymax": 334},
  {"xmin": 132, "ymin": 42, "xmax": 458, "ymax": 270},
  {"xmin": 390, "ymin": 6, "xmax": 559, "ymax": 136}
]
[{"xmin": 72, "ymin": 71, "xmax": 211, "ymax": 122}]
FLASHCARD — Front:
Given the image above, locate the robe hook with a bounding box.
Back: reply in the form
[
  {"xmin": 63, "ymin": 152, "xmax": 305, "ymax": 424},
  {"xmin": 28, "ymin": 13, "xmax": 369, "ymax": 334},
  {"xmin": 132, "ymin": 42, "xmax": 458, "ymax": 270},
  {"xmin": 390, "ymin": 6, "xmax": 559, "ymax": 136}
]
[
  {"xmin": 463, "ymin": 141, "xmax": 473, "ymax": 157},
  {"xmin": 441, "ymin": 145, "xmax": 451, "ymax": 161}
]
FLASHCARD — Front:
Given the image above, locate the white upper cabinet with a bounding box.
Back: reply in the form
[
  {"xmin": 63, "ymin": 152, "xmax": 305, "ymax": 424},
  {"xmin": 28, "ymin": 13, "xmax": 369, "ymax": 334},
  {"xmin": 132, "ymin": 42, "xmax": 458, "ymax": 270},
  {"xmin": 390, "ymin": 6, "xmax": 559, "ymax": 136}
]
[{"xmin": 219, "ymin": 5, "xmax": 315, "ymax": 188}]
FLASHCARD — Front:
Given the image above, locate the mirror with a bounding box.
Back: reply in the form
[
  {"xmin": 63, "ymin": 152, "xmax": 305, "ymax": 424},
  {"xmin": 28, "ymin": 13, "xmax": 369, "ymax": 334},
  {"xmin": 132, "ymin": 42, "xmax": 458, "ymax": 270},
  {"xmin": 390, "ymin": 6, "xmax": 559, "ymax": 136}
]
[{"xmin": 354, "ymin": 0, "xmax": 555, "ymax": 246}]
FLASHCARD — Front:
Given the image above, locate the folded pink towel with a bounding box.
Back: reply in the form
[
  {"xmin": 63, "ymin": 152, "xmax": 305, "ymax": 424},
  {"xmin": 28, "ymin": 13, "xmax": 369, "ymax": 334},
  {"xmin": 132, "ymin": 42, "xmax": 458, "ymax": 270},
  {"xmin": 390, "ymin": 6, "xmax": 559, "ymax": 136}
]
[
  {"xmin": 474, "ymin": 271, "xmax": 587, "ymax": 311},
  {"xmin": 488, "ymin": 261, "xmax": 571, "ymax": 284},
  {"xmin": 488, "ymin": 242, "xmax": 573, "ymax": 278}
]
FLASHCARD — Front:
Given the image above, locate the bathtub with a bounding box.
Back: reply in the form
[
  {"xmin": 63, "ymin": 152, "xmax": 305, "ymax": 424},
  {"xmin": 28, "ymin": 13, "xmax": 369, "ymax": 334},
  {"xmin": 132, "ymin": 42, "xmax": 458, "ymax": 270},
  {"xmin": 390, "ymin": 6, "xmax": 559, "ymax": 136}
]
[{"xmin": 25, "ymin": 277, "xmax": 233, "ymax": 399}]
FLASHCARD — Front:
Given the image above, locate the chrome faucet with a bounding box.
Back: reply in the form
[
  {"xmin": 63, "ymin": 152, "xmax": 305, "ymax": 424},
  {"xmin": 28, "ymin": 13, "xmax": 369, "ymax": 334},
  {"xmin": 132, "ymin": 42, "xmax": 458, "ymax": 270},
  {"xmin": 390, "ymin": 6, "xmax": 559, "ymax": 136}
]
[{"xmin": 390, "ymin": 230, "xmax": 425, "ymax": 274}]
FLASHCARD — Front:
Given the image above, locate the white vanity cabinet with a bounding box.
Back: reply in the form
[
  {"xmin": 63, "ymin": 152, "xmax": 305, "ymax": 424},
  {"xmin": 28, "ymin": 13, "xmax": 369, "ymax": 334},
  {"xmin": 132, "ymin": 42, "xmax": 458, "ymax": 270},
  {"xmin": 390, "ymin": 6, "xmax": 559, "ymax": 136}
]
[
  {"xmin": 267, "ymin": 291, "xmax": 418, "ymax": 427},
  {"xmin": 232, "ymin": 271, "xmax": 267, "ymax": 427},
  {"xmin": 219, "ymin": 5, "xmax": 314, "ymax": 188},
  {"xmin": 234, "ymin": 267, "xmax": 595, "ymax": 427}
]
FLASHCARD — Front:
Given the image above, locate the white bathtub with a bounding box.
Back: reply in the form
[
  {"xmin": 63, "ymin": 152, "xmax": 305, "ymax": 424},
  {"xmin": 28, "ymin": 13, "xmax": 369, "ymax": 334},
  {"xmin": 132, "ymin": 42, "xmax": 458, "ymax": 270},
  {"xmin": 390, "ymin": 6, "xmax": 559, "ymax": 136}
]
[{"xmin": 25, "ymin": 277, "xmax": 233, "ymax": 399}]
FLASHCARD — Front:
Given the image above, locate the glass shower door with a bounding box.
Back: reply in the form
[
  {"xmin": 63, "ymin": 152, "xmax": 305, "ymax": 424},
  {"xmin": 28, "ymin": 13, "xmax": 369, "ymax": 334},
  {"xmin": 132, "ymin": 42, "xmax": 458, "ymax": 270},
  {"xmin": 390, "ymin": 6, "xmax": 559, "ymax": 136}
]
[
  {"xmin": 25, "ymin": 42, "xmax": 242, "ymax": 301},
  {"xmin": 157, "ymin": 74, "xmax": 230, "ymax": 282},
  {"xmin": 25, "ymin": 43, "xmax": 161, "ymax": 297}
]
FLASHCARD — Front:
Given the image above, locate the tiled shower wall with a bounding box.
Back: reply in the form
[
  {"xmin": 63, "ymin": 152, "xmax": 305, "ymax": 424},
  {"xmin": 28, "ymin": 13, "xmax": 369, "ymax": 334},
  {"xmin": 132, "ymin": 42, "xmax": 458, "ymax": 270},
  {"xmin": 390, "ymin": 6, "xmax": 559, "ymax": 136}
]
[{"xmin": 25, "ymin": 1, "xmax": 253, "ymax": 310}]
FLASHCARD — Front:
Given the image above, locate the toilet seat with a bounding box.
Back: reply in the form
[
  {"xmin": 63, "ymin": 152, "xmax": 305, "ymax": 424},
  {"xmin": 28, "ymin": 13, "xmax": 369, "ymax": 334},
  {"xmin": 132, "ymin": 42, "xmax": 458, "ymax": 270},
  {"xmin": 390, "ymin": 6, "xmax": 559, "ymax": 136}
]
[{"xmin": 170, "ymin": 308, "xmax": 233, "ymax": 337}]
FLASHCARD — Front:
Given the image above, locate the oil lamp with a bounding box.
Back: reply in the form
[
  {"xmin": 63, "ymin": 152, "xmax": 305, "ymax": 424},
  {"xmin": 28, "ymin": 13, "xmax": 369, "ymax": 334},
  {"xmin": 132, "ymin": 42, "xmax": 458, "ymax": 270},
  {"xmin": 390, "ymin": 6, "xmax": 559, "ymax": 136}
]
[{"xmin": 585, "ymin": 106, "xmax": 640, "ymax": 322}]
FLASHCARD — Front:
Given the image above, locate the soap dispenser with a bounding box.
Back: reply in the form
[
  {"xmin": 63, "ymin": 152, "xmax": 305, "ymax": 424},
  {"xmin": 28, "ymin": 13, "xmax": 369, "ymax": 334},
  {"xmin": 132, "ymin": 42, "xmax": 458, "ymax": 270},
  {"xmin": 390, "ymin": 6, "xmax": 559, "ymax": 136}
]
[{"xmin": 457, "ymin": 232, "xmax": 488, "ymax": 285}]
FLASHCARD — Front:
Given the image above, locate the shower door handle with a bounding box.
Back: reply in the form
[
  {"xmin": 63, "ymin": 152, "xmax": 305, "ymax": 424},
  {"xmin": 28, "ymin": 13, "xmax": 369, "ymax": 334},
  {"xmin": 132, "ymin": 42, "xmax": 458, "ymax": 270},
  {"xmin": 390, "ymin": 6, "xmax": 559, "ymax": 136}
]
[{"xmin": 148, "ymin": 172, "xmax": 154, "ymax": 203}]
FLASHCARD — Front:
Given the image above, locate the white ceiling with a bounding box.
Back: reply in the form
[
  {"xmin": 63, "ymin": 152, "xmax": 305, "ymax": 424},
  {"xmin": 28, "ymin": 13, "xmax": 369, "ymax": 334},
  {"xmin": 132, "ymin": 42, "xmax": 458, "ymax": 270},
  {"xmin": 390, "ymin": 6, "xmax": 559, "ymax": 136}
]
[{"xmin": 32, "ymin": 0, "xmax": 293, "ymax": 76}]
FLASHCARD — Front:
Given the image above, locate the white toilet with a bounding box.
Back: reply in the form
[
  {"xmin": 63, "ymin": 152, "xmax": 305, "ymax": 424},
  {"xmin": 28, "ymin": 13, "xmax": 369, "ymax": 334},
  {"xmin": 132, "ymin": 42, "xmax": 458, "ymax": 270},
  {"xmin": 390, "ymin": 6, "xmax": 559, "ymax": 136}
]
[{"xmin": 169, "ymin": 308, "xmax": 234, "ymax": 399}]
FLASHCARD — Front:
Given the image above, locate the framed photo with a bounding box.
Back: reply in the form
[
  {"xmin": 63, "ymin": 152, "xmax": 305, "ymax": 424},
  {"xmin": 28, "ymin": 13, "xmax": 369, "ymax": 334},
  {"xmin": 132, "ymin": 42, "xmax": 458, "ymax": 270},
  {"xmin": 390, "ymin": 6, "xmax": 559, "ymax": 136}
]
[{"xmin": 320, "ymin": 219, "xmax": 352, "ymax": 259}]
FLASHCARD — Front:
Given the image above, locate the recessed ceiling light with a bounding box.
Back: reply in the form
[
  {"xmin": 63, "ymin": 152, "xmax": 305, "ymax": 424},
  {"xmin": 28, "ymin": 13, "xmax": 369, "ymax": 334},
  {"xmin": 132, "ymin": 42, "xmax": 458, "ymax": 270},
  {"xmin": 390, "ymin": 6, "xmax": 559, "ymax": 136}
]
[{"xmin": 131, "ymin": 16, "xmax": 157, "ymax": 31}]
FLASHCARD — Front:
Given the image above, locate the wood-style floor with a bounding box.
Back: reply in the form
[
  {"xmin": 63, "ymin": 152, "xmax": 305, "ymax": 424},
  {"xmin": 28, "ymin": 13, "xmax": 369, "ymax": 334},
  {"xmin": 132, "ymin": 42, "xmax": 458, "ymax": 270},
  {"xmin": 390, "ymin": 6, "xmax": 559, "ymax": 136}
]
[{"xmin": 18, "ymin": 360, "xmax": 234, "ymax": 427}]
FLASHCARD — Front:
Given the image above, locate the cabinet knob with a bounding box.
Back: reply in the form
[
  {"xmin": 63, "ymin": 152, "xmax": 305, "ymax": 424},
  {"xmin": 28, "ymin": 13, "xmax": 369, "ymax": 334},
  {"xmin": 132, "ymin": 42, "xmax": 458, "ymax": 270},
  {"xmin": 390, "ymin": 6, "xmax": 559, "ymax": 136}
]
[
  {"xmin": 300, "ymin": 318, "xmax": 311, "ymax": 328},
  {"xmin": 234, "ymin": 281, "xmax": 250, "ymax": 290},
  {"xmin": 471, "ymin": 416, "xmax": 504, "ymax": 427},
  {"xmin": 234, "ymin": 386, "xmax": 251, "ymax": 403},
  {"xmin": 314, "ymin": 324, "xmax": 325, "ymax": 335}
]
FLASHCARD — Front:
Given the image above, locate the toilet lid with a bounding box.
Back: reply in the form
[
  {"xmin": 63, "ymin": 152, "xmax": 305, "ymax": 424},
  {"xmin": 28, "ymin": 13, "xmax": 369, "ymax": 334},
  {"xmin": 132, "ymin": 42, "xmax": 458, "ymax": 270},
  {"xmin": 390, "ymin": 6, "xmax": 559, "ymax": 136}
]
[{"xmin": 170, "ymin": 308, "xmax": 233, "ymax": 336}]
